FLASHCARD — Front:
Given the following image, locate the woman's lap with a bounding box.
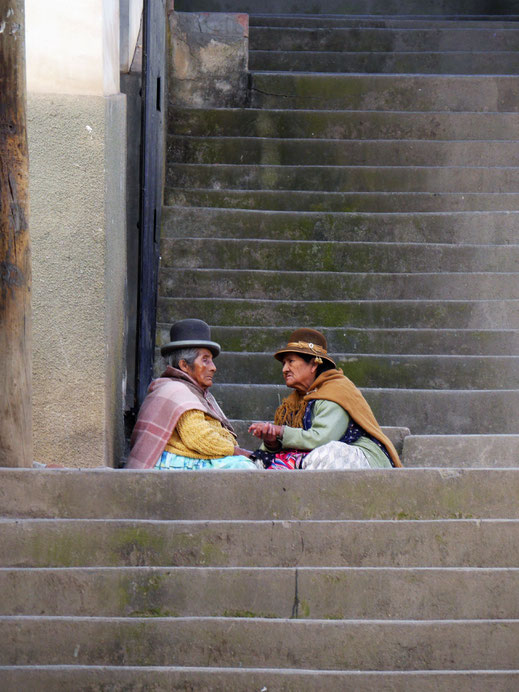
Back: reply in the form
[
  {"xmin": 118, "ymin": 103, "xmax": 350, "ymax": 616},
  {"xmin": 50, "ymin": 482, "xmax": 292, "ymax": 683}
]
[
  {"xmin": 302, "ymin": 441, "xmax": 371, "ymax": 469},
  {"xmin": 156, "ymin": 443, "xmax": 375, "ymax": 471},
  {"xmin": 155, "ymin": 450, "xmax": 257, "ymax": 471},
  {"xmin": 255, "ymin": 441, "xmax": 372, "ymax": 470}
]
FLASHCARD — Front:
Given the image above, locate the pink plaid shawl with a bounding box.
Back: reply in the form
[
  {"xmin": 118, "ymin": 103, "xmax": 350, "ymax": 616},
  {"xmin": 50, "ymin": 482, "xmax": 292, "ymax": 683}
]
[{"xmin": 125, "ymin": 367, "xmax": 235, "ymax": 469}]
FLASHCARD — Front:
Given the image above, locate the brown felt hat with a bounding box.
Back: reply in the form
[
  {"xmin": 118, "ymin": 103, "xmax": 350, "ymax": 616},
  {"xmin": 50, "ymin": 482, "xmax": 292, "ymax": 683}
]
[{"xmin": 274, "ymin": 328, "xmax": 336, "ymax": 368}]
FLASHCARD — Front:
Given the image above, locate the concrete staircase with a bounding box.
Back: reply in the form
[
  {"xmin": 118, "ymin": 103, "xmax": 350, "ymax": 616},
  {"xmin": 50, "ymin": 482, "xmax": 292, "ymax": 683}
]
[
  {"xmin": 2, "ymin": 467, "xmax": 519, "ymax": 688},
  {"xmin": 6, "ymin": 4, "xmax": 517, "ymax": 687},
  {"xmin": 161, "ymin": 2, "xmax": 519, "ymax": 466}
]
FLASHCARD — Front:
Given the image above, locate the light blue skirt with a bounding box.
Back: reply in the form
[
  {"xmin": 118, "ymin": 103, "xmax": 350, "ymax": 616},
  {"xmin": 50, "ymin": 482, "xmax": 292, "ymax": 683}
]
[{"xmin": 155, "ymin": 450, "xmax": 257, "ymax": 471}]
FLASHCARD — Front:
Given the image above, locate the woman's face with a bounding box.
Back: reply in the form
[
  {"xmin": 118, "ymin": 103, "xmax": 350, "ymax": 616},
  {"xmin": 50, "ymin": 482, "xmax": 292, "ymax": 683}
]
[
  {"xmin": 183, "ymin": 348, "xmax": 217, "ymax": 390},
  {"xmin": 281, "ymin": 353, "xmax": 317, "ymax": 393}
]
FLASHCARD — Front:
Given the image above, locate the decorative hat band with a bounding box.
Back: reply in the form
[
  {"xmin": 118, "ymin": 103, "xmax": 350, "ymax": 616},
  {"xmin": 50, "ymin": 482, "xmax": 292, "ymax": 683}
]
[
  {"xmin": 274, "ymin": 331, "xmax": 335, "ymax": 367},
  {"xmin": 287, "ymin": 341, "xmax": 327, "ymax": 355}
]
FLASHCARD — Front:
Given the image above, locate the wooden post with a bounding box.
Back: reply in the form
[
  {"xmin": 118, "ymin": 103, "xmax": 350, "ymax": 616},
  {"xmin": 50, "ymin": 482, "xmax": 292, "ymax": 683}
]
[{"xmin": 0, "ymin": 0, "xmax": 32, "ymax": 467}]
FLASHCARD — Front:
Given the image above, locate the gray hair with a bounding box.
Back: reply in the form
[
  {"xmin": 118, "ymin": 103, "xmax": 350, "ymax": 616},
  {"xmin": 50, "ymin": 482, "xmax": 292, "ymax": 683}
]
[{"xmin": 168, "ymin": 347, "xmax": 200, "ymax": 370}]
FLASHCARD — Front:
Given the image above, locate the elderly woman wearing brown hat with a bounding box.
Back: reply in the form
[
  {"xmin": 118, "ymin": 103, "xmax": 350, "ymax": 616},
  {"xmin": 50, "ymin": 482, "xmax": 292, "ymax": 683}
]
[
  {"xmin": 126, "ymin": 319, "xmax": 256, "ymax": 471},
  {"xmin": 249, "ymin": 328, "xmax": 402, "ymax": 470}
]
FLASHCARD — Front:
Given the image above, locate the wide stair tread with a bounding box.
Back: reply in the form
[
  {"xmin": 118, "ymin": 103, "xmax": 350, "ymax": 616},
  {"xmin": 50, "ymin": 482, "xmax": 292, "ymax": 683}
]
[
  {"xmin": 158, "ymin": 296, "xmax": 519, "ymax": 330},
  {"xmin": 250, "ymin": 51, "xmax": 519, "ymax": 75},
  {"xmin": 249, "ymin": 73, "xmax": 519, "ymax": 111},
  {"xmin": 172, "ymin": 0, "xmax": 519, "ymax": 16},
  {"xmin": 160, "ymin": 238, "xmax": 519, "ymax": 273},
  {"xmin": 3, "ymin": 469, "xmax": 519, "ymax": 685},
  {"xmin": 162, "ymin": 207, "xmax": 519, "ymax": 244},
  {"xmin": 169, "ymin": 107, "xmax": 519, "ymax": 141},
  {"xmin": 157, "ymin": 324, "xmax": 519, "ymax": 357},
  {"xmin": 169, "ymin": 135, "xmax": 519, "ymax": 167},
  {"xmin": 249, "ymin": 20, "xmax": 519, "ymax": 73},
  {"xmin": 2, "ymin": 667, "xmax": 519, "ymax": 691},
  {"xmin": 249, "ymin": 26, "xmax": 519, "ymax": 52},
  {"xmin": 3, "ymin": 469, "xmax": 519, "ymax": 677},
  {"xmin": 166, "ymin": 162, "xmax": 519, "ymax": 193},
  {"xmin": 249, "ymin": 14, "xmax": 519, "ymax": 27},
  {"xmin": 165, "ymin": 188, "xmax": 519, "ymax": 212}
]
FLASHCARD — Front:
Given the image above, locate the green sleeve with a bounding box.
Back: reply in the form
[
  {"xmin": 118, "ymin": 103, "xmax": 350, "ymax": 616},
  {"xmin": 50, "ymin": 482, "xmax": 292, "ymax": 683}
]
[{"xmin": 281, "ymin": 400, "xmax": 350, "ymax": 451}]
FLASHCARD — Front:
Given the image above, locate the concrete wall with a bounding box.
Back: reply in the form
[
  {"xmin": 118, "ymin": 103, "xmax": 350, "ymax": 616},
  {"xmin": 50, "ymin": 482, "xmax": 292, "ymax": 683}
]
[
  {"xmin": 26, "ymin": 1, "xmax": 129, "ymax": 467},
  {"xmin": 26, "ymin": 0, "xmax": 120, "ymax": 96},
  {"xmin": 169, "ymin": 12, "xmax": 249, "ymax": 108},
  {"xmin": 120, "ymin": 72, "xmax": 142, "ymax": 419},
  {"xmin": 120, "ymin": 0, "xmax": 144, "ymax": 72}
]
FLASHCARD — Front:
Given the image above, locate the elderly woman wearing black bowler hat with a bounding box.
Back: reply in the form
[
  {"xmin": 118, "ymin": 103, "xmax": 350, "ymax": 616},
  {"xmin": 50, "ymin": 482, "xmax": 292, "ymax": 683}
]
[
  {"xmin": 249, "ymin": 328, "xmax": 402, "ymax": 470},
  {"xmin": 125, "ymin": 319, "xmax": 256, "ymax": 471}
]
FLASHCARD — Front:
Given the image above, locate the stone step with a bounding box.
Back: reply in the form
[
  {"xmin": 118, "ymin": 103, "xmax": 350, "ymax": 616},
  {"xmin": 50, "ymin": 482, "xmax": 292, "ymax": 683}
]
[
  {"xmin": 2, "ymin": 615, "xmax": 519, "ymax": 669},
  {"xmin": 3, "ymin": 468, "xmax": 519, "ymax": 520},
  {"xmin": 162, "ymin": 207, "xmax": 519, "ymax": 244},
  {"xmin": 167, "ymin": 163, "xmax": 519, "ymax": 194},
  {"xmin": 169, "ymin": 108, "xmax": 519, "ymax": 141},
  {"xmin": 200, "ymin": 352, "xmax": 519, "ymax": 390},
  {"xmin": 166, "ymin": 188, "xmax": 519, "ymax": 212},
  {"xmin": 155, "ymin": 349, "xmax": 518, "ymax": 393},
  {"xmin": 403, "ymin": 434, "xmax": 519, "ymax": 467},
  {"xmin": 3, "ymin": 566, "xmax": 519, "ymax": 619},
  {"xmin": 161, "ymin": 238, "xmax": 519, "ymax": 273},
  {"xmin": 228, "ymin": 420, "xmax": 410, "ymax": 454},
  {"xmin": 212, "ymin": 384, "xmax": 519, "ymax": 433},
  {"xmin": 159, "ymin": 269, "xmax": 519, "ymax": 301},
  {"xmin": 2, "ymin": 667, "xmax": 519, "ymax": 692},
  {"xmin": 250, "ymin": 50, "xmax": 519, "ymax": 74},
  {"xmin": 249, "ymin": 26, "xmax": 519, "ymax": 52},
  {"xmin": 156, "ymin": 324, "xmax": 519, "ymax": 357},
  {"xmin": 173, "ymin": 0, "xmax": 519, "ymax": 15},
  {"xmin": 250, "ymin": 73, "xmax": 519, "ymax": 111},
  {"xmin": 250, "ymin": 15, "xmax": 519, "ymax": 28},
  {"xmin": 158, "ymin": 296, "xmax": 519, "ymax": 329},
  {"xmin": 169, "ymin": 136, "xmax": 519, "ymax": 167},
  {"xmin": 5, "ymin": 518, "xmax": 519, "ymax": 567}
]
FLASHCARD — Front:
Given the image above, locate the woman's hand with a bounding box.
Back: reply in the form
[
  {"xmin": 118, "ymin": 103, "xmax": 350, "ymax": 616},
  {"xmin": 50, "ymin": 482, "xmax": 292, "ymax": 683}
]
[{"xmin": 248, "ymin": 422, "xmax": 283, "ymax": 446}]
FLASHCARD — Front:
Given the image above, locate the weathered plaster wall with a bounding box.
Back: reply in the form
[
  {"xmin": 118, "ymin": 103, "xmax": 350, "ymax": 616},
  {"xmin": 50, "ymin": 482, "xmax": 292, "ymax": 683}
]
[
  {"xmin": 120, "ymin": 0, "xmax": 144, "ymax": 72},
  {"xmin": 120, "ymin": 72, "xmax": 142, "ymax": 417},
  {"xmin": 169, "ymin": 11, "xmax": 249, "ymax": 108},
  {"xmin": 26, "ymin": 0, "xmax": 120, "ymax": 96},
  {"xmin": 104, "ymin": 95, "xmax": 128, "ymax": 465},
  {"xmin": 27, "ymin": 94, "xmax": 127, "ymax": 467},
  {"xmin": 26, "ymin": 0, "xmax": 129, "ymax": 467}
]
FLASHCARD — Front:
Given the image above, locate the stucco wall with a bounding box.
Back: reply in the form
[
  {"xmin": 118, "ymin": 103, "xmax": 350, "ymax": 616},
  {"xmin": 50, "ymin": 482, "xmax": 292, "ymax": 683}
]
[
  {"xmin": 26, "ymin": 0, "xmax": 120, "ymax": 96},
  {"xmin": 120, "ymin": 0, "xmax": 144, "ymax": 72},
  {"xmin": 28, "ymin": 94, "xmax": 127, "ymax": 467},
  {"xmin": 104, "ymin": 94, "xmax": 128, "ymax": 465},
  {"xmin": 25, "ymin": 0, "xmax": 131, "ymax": 467}
]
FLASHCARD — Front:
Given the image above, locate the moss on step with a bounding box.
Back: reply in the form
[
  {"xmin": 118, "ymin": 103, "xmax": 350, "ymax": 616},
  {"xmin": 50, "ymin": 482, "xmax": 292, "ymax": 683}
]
[
  {"xmin": 114, "ymin": 528, "xmax": 166, "ymax": 566},
  {"xmin": 222, "ymin": 609, "xmax": 278, "ymax": 618},
  {"xmin": 129, "ymin": 607, "xmax": 177, "ymax": 618},
  {"xmin": 298, "ymin": 600, "xmax": 311, "ymax": 618}
]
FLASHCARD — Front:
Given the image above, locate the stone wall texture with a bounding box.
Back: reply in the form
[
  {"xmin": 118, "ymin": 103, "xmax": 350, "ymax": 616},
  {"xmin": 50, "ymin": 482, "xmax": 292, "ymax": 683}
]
[{"xmin": 168, "ymin": 11, "xmax": 249, "ymax": 108}]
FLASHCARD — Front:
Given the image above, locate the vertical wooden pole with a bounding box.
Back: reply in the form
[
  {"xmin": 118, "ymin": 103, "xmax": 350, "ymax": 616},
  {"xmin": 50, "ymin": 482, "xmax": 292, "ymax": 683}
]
[{"xmin": 0, "ymin": 0, "xmax": 32, "ymax": 467}]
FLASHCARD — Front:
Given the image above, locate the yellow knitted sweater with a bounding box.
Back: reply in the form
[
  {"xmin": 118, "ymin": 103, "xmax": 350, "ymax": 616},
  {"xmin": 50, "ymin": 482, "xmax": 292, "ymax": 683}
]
[{"xmin": 164, "ymin": 409, "xmax": 235, "ymax": 459}]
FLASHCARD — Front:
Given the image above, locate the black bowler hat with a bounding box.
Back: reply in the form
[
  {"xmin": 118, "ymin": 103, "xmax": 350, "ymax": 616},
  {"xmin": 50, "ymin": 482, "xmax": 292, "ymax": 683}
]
[{"xmin": 160, "ymin": 319, "xmax": 221, "ymax": 357}]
